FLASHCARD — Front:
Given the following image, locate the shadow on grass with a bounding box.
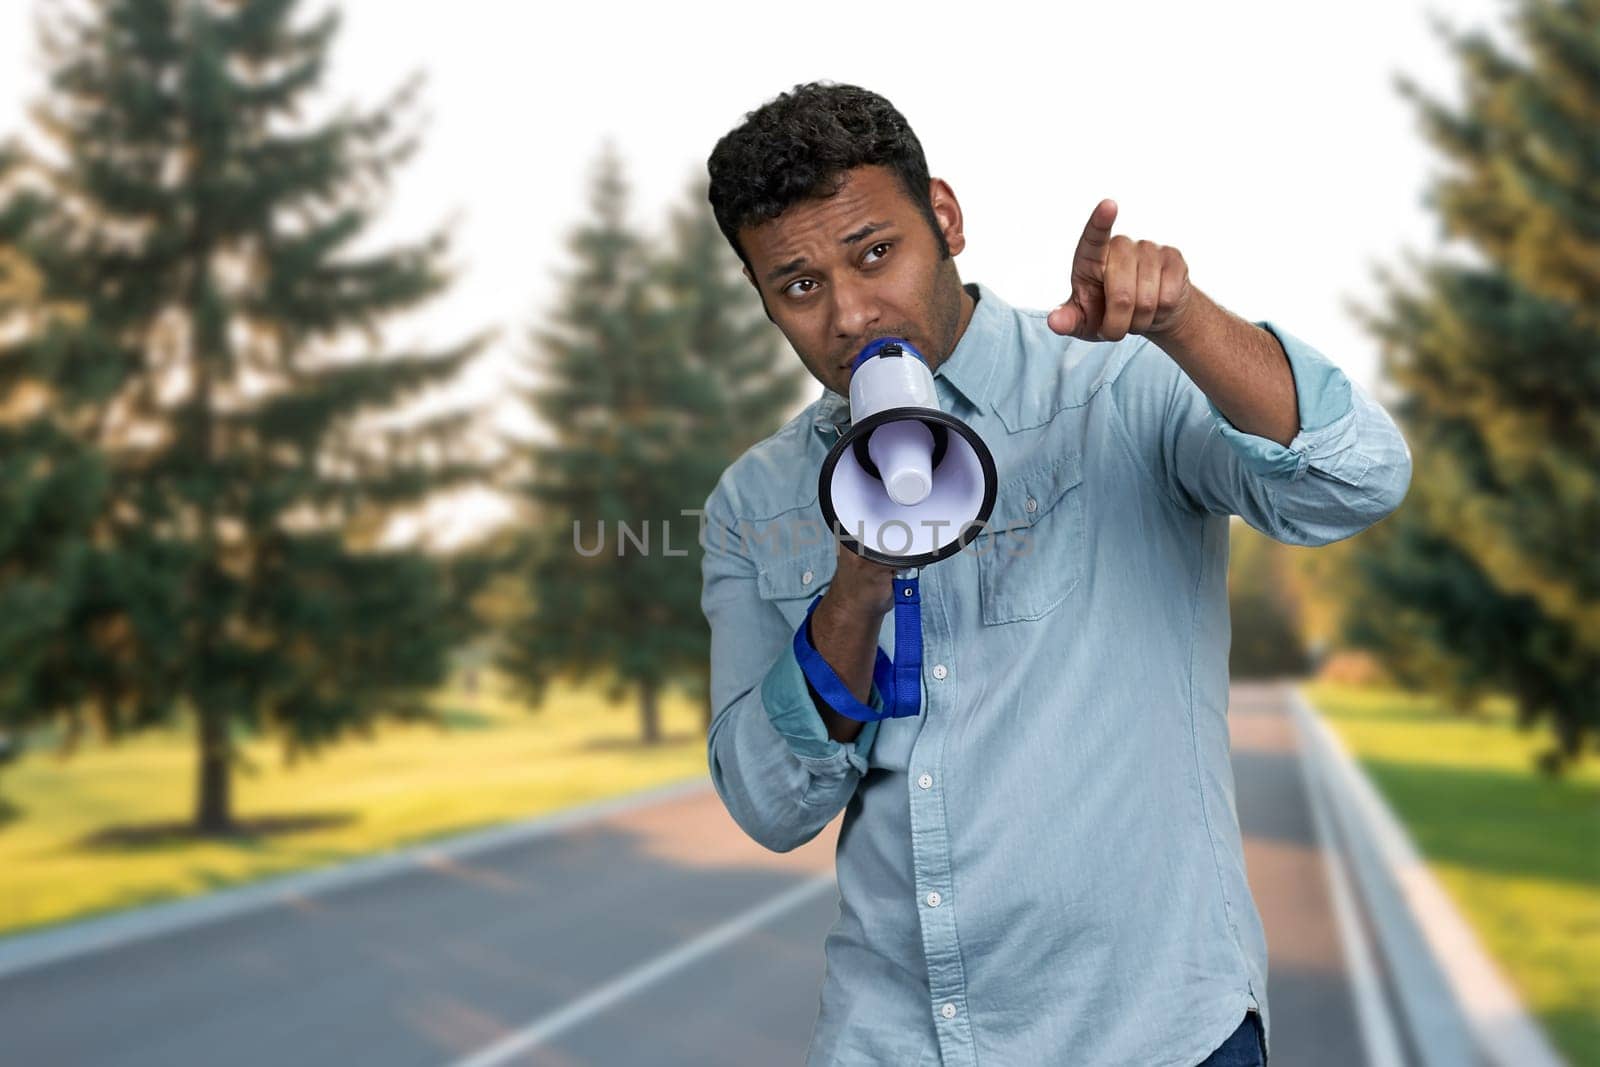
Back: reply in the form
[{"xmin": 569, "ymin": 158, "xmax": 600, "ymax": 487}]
[
  {"xmin": 75, "ymin": 811, "xmax": 359, "ymax": 852},
  {"xmin": 0, "ymin": 794, "xmax": 20, "ymax": 831},
  {"xmin": 577, "ymin": 731, "xmax": 702, "ymax": 752},
  {"xmin": 1357, "ymin": 756, "xmax": 1600, "ymax": 890},
  {"xmin": 434, "ymin": 706, "xmax": 497, "ymax": 732}
]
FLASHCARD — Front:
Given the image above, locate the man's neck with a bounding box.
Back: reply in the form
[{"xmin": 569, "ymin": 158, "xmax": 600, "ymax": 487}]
[{"xmin": 931, "ymin": 281, "xmax": 979, "ymax": 374}]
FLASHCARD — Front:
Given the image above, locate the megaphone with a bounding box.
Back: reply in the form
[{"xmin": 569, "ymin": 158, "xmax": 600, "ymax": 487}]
[
  {"xmin": 793, "ymin": 337, "xmax": 998, "ymax": 725},
  {"xmin": 819, "ymin": 337, "xmax": 997, "ymax": 567}
]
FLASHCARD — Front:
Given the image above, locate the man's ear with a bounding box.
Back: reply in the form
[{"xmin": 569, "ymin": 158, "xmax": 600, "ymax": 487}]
[{"xmin": 929, "ymin": 177, "xmax": 966, "ymax": 257}]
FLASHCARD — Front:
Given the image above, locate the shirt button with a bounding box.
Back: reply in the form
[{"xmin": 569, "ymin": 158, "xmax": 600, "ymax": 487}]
[
  {"xmin": 941, "ymin": 1002, "xmax": 958, "ymax": 1020},
  {"xmin": 931, "ymin": 664, "xmax": 948, "ymax": 681},
  {"xmin": 926, "ymin": 891, "xmax": 942, "ymax": 908},
  {"xmin": 1025, "ymin": 496, "xmax": 1038, "ymax": 513},
  {"xmin": 917, "ymin": 773, "xmax": 933, "ymax": 790},
  {"xmin": 801, "ymin": 569, "xmax": 813, "ymax": 585}
]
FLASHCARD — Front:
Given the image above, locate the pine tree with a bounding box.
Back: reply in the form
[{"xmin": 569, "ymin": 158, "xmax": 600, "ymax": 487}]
[
  {"xmin": 657, "ymin": 172, "xmax": 806, "ymax": 473},
  {"xmin": 498, "ymin": 145, "xmax": 670, "ymax": 743},
  {"xmin": 0, "ymin": 144, "xmax": 110, "ymax": 758},
  {"xmin": 654, "ymin": 174, "xmax": 806, "ymax": 731},
  {"xmin": 1346, "ymin": 0, "xmax": 1600, "ymax": 769},
  {"xmin": 498, "ymin": 156, "xmax": 803, "ymax": 742},
  {"xmin": 8, "ymin": 0, "xmax": 495, "ymax": 832}
]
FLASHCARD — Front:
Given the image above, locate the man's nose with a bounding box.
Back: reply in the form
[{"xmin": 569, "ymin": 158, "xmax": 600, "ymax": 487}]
[{"xmin": 829, "ymin": 276, "xmax": 881, "ymax": 340}]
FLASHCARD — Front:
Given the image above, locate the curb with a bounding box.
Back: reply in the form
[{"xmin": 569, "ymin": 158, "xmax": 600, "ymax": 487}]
[
  {"xmin": 1288, "ymin": 684, "xmax": 1408, "ymax": 1067},
  {"xmin": 0, "ymin": 775, "xmax": 713, "ymax": 982},
  {"xmin": 1289, "ymin": 688, "xmax": 1567, "ymax": 1067}
]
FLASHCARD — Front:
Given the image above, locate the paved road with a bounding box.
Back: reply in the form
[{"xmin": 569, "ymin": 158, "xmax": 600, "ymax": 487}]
[{"xmin": 0, "ymin": 682, "xmax": 1379, "ymax": 1065}]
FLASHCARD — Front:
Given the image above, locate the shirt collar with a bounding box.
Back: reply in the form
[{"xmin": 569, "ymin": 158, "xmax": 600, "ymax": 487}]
[{"xmin": 812, "ymin": 281, "xmax": 1006, "ymax": 436}]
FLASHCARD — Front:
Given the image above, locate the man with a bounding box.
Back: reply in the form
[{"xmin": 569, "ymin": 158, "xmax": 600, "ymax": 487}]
[{"xmin": 699, "ymin": 82, "xmax": 1410, "ymax": 1067}]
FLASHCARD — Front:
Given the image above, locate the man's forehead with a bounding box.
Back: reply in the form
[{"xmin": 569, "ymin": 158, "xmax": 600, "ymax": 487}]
[{"xmin": 740, "ymin": 166, "xmax": 911, "ymax": 268}]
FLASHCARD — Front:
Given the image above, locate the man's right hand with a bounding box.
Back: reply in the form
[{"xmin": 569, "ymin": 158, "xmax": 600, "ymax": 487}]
[
  {"xmin": 807, "ymin": 538, "xmax": 898, "ymax": 741},
  {"xmin": 825, "ymin": 536, "xmax": 898, "ymax": 617}
]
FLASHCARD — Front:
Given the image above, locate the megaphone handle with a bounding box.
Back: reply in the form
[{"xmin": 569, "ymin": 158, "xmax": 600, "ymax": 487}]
[{"xmin": 792, "ymin": 573, "xmax": 924, "ymax": 723}]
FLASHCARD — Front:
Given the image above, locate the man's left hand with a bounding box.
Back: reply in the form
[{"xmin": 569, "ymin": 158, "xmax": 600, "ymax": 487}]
[{"xmin": 1046, "ymin": 199, "xmax": 1194, "ymax": 343}]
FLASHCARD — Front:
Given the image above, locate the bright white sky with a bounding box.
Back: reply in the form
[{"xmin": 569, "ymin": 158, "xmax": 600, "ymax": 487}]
[{"xmin": 0, "ymin": 0, "xmax": 1508, "ymax": 543}]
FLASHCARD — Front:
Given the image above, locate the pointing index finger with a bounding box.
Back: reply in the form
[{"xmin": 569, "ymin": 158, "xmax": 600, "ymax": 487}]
[{"xmin": 1073, "ymin": 198, "xmax": 1119, "ymax": 266}]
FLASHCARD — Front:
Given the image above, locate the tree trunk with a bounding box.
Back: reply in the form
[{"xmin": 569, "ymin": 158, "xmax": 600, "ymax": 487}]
[
  {"xmin": 639, "ymin": 679, "xmax": 661, "ymax": 746},
  {"xmin": 195, "ymin": 705, "xmax": 234, "ymax": 835}
]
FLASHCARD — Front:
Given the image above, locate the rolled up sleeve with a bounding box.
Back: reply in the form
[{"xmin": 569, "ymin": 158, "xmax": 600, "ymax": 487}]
[
  {"xmin": 1111, "ymin": 322, "xmax": 1414, "ymax": 545},
  {"xmin": 701, "ymin": 483, "xmax": 879, "ymax": 853}
]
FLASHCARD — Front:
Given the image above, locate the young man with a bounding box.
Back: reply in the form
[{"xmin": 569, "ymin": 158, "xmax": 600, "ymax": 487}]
[{"xmin": 699, "ymin": 82, "xmax": 1410, "ymax": 1067}]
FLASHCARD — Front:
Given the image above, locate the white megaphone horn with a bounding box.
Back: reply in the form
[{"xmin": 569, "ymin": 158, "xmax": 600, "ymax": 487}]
[{"xmin": 819, "ymin": 337, "xmax": 998, "ymax": 567}]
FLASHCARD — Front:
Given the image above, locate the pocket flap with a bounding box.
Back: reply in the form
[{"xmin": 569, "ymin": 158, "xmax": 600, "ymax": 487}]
[
  {"xmin": 982, "ymin": 452, "xmax": 1083, "ymax": 534},
  {"xmin": 756, "ymin": 543, "xmax": 836, "ymax": 601}
]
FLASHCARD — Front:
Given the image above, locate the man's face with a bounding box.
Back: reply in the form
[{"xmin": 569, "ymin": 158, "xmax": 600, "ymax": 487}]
[{"xmin": 738, "ymin": 165, "xmax": 972, "ymax": 399}]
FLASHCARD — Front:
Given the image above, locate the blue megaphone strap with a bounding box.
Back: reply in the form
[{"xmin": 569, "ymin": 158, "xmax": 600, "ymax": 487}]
[
  {"xmin": 849, "ymin": 336, "xmax": 928, "ymax": 376},
  {"xmin": 792, "ymin": 574, "xmax": 923, "ymax": 722}
]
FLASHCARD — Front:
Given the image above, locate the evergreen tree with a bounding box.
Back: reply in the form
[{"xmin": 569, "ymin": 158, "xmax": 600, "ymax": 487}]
[
  {"xmin": 498, "ymin": 145, "xmax": 673, "ymax": 743},
  {"xmin": 655, "ymin": 174, "xmax": 806, "ymax": 731},
  {"xmin": 0, "ymin": 144, "xmax": 179, "ymax": 771},
  {"xmin": 0, "ymin": 144, "xmax": 109, "ymax": 757},
  {"xmin": 498, "ymin": 156, "xmax": 802, "ymax": 742},
  {"xmin": 8, "ymin": 0, "xmax": 494, "ymax": 832},
  {"xmin": 1346, "ymin": 0, "xmax": 1599, "ymax": 768},
  {"xmin": 657, "ymin": 172, "xmax": 806, "ymax": 476}
]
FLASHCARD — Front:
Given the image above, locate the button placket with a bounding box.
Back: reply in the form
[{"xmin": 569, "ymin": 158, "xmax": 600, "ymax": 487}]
[{"xmin": 903, "ymin": 576, "xmax": 976, "ymax": 1065}]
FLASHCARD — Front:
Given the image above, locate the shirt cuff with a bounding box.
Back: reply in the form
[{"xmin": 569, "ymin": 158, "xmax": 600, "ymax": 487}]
[
  {"xmin": 760, "ymin": 639, "xmax": 881, "ymax": 772},
  {"xmin": 1205, "ymin": 321, "xmax": 1358, "ymax": 480}
]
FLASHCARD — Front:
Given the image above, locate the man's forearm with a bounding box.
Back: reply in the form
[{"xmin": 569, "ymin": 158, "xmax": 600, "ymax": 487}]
[
  {"xmin": 806, "ymin": 592, "xmax": 881, "ymax": 743},
  {"xmin": 1150, "ymin": 286, "xmax": 1300, "ymax": 446}
]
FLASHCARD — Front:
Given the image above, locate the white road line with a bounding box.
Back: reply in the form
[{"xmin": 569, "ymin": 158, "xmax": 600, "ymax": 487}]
[
  {"xmin": 446, "ymin": 874, "xmax": 836, "ymax": 1067},
  {"xmin": 1289, "ymin": 694, "xmax": 1408, "ymax": 1067}
]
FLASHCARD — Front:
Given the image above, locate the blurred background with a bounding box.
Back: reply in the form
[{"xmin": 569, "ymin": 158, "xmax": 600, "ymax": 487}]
[{"xmin": 0, "ymin": 1, "xmax": 1593, "ymax": 1065}]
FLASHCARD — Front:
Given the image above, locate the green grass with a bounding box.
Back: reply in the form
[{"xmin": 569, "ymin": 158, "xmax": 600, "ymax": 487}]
[
  {"xmin": 0, "ymin": 673, "xmax": 709, "ymax": 941},
  {"xmin": 1303, "ymin": 681, "xmax": 1600, "ymax": 1067}
]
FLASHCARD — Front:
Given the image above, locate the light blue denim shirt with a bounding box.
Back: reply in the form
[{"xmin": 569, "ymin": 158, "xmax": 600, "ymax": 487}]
[{"xmin": 699, "ymin": 281, "xmax": 1412, "ymax": 1067}]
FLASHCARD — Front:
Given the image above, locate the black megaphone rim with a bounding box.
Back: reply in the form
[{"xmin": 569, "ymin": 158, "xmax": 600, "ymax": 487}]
[{"xmin": 817, "ymin": 406, "xmax": 998, "ymax": 569}]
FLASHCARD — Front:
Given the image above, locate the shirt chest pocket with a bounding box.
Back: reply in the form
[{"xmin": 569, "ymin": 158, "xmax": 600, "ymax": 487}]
[
  {"xmin": 755, "ymin": 541, "xmax": 836, "ymax": 632},
  {"xmin": 975, "ymin": 452, "xmax": 1085, "ymax": 625}
]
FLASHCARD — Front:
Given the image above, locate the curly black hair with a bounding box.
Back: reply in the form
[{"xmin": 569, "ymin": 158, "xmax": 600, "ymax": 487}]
[{"xmin": 706, "ymin": 82, "xmax": 949, "ymax": 276}]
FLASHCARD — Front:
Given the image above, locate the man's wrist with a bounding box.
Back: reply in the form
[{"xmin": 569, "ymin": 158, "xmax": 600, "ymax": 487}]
[
  {"xmin": 807, "ymin": 589, "xmax": 888, "ymax": 742},
  {"xmin": 1144, "ymin": 284, "xmax": 1216, "ymax": 353}
]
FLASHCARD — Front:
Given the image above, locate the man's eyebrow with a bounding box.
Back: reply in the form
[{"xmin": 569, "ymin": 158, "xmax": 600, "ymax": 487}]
[
  {"xmin": 765, "ymin": 256, "xmax": 807, "ymax": 285},
  {"xmin": 840, "ymin": 221, "xmax": 891, "ymax": 246},
  {"xmin": 763, "ymin": 222, "xmax": 895, "ymax": 285}
]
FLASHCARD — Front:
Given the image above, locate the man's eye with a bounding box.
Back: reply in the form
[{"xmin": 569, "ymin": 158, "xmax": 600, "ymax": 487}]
[
  {"xmin": 783, "ymin": 278, "xmax": 817, "ymax": 298},
  {"xmin": 864, "ymin": 242, "xmax": 891, "ymax": 264}
]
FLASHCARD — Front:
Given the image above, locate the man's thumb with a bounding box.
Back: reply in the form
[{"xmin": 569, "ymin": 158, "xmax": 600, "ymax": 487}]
[{"xmin": 1048, "ymin": 300, "xmax": 1080, "ymax": 337}]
